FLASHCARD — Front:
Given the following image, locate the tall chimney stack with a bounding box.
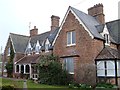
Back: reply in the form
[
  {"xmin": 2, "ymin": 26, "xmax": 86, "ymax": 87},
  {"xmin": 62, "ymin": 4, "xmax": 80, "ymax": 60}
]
[
  {"xmin": 51, "ymin": 15, "xmax": 60, "ymax": 31},
  {"xmin": 88, "ymin": 3, "xmax": 105, "ymax": 24},
  {"xmin": 30, "ymin": 26, "xmax": 38, "ymax": 36}
]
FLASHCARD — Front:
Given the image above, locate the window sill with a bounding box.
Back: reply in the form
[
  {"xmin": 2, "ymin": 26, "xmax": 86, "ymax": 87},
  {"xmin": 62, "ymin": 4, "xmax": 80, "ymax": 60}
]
[
  {"xmin": 45, "ymin": 51, "xmax": 49, "ymax": 53},
  {"xmin": 69, "ymin": 72, "xmax": 74, "ymax": 74},
  {"xmin": 67, "ymin": 44, "xmax": 76, "ymax": 47}
]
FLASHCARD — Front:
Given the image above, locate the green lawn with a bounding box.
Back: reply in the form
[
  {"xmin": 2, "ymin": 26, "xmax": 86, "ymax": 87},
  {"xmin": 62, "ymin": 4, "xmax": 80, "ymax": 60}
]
[
  {"xmin": 1, "ymin": 78, "xmax": 23, "ymax": 88},
  {"xmin": 27, "ymin": 80, "xmax": 67, "ymax": 89},
  {"xmin": 1, "ymin": 78, "xmax": 67, "ymax": 89}
]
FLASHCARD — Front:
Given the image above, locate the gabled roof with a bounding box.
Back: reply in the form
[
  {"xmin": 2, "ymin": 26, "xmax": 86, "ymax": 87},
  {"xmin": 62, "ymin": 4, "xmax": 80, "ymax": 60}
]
[
  {"xmin": 70, "ymin": 6, "xmax": 103, "ymax": 39},
  {"xmin": 96, "ymin": 46, "xmax": 120, "ymax": 60},
  {"xmin": 10, "ymin": 33, "xmax": 29, "ymax": 53},
  {"xmin": 95, "ymin": 19, "xmax": 120, "ymax": 44},
  {"xmin": 106, "ymin": 19, "xmax": 120, "ymax": 44},
  {"xmin": 52, "ymin": 6, "xmax": 104, "ymax": 46}
]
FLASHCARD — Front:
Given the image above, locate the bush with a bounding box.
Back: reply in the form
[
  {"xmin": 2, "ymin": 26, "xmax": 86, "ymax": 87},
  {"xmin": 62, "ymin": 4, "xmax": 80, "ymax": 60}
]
[
  {"xmin": 38, "ymin": 55, "xmax": 73, "ymax": 85},
  {"xmin": 69, "ymin": 83, "xmax": 92, "ymax": 89},
  {"xmin": 96, "ymin": 83, "xmax": 118, "ymax": 88},
  {"xmin": 38, "ymin": 61, "xmax": 72, "ymax": 85},
  {"xmin": 2, "ymin": 85, "xmax": 15, "ymax": 90}
]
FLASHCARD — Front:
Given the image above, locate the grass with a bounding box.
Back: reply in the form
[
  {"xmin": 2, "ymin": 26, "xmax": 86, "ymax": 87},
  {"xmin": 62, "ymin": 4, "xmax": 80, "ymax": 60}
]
[
  {"xmin": 1, "ymin": 77, "xmax": 67, "ymax": 89},
  {"xmin": 27, "ymin": 80, "xmax": 67, "ymax": 89},
  {"xmin": 1, "ymin": 78, "xmax": 23, "ymax": 88}
]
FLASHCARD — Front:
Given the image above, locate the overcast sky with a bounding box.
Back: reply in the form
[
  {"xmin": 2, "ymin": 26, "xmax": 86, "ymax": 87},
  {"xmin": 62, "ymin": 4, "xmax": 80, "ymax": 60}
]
[{"xmin": 0, "ymin": 0, "xmax": 119, "ymax": 53}]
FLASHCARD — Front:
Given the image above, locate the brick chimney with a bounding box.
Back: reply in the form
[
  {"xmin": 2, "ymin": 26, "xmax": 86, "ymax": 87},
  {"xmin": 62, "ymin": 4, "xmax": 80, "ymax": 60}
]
[
  {"xmin": 30, "ymin": 26, "xmax": 38, "ymax": 36},
  {"xmin": 51, "ymin": 15, "xmax": 60, "ymax": 31},
  {"xmin": 88, "ymin": 3, "xmax": 105, "ymax": 24}
]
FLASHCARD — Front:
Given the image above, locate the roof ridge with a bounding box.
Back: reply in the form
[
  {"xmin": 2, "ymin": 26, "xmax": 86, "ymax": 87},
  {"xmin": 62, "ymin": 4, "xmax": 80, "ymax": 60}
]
[
  {"xmin": 10, "ymin": 33, "xmax": 29, "ymax": 37},
  {"xmin": 31, "ymin": 31, "xmax": 50, "ymax": 37}
]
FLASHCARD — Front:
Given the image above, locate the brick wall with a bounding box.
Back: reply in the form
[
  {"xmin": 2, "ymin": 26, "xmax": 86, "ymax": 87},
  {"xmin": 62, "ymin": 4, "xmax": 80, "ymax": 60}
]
[{"xmin": 53, "ymin": 11, "xmax": 104, "ymax": 84}]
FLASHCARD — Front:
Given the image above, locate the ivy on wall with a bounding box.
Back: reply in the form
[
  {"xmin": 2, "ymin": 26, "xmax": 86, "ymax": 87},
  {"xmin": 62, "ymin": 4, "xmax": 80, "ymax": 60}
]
[{"xmin": 5, "ymin": 42, "xmax": 14, "ymax": 77}]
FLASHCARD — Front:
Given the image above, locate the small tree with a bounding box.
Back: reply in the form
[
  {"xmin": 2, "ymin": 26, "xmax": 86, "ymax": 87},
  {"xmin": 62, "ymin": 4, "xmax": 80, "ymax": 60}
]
[
  {"xmin": 5, "ymin": 43, "xmax": 14, "ymax": 77},
  {"xmin": 37, "ymin": 55, "xmax": 72, "ymax": 85},
  {"xmin": 76, "ymin": 63, "xmax": 96, "ymax": 86}
]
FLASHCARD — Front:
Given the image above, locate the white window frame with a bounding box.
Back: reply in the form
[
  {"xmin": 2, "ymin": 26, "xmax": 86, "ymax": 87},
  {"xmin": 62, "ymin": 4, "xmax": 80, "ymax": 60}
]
[
  {"xmin": 45, "ymin": 39, "xmax": 50, "ymax": 52},
  {"xmin": 104, "ymin": 34, "xmax": 110, "ymax": 46},
  {"xmin": 35, "ymin": 41, "xmax": 41, "ymax": 54},
  {"xmin": 67, "ymin": 31, "xmax": 76, "ymax": 46},
  {"xmin": 7, "ymin": 48, "xmax": 10, "ymax": 56},
  {"xmin": 97, "ymin": 61, "xmax": 115, "ymax": 77}
]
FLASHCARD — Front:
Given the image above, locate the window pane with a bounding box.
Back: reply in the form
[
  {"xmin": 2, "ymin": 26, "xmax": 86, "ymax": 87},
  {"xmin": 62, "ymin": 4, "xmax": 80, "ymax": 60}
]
[
  {"xmin": 67, "ymin": 32, "xmax": 71, "ymax": 45},
  {"xmin": 45, "ymin": 44, "xmax": 49, "ymax": 51},
  {"xmin": 106, "ymin": 61, "xmax": 115, "ymax": 76},
  {"xmin": 64, "ymin": 58, "xmax": 74, "ymax": 74},
  {"xmin": 107, "ymin": 70, "xmax": 115, "ymax": 76},
  {"xmin": 97, "ymin": 70, "xmax": 105, "ymax": 76},
  {"xmin": 97, "ymin": 61, "xmax": 105, "ymax": 69},
  {"xmin": 117, "ymin": 61, "xmax": 120, "ymax": 76},
  {"xmin": 72, "ymin": 31, "xmax": 76, "ymax": 44},
  {"xmin": 106, "ymin": 61, "xmax": 115, "ymax": 69}
]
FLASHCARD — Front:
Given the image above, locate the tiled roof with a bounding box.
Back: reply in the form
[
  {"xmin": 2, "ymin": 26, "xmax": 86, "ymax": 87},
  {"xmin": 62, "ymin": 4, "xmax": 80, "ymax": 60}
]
[
  {"xmin": 10, "ymin": 33, "xmax": 29, "ymax": 53},
  {"xmin": 96, "ymin": 46, "xmax": 120, "ymax": 60},
  {"xmin": 106, "ymin": 19, "xmax": 120, "ymax": 44},
  {"xmin": 16, "ymin": 54, "xmax": 40, "ymax": 64},
  {"xmin": 70, "ymin": 6, "xmax": 104, "ymax": 40},
  {"xmin": 30, "ymin": 31, "xmax": 50, "ymax": 47}
]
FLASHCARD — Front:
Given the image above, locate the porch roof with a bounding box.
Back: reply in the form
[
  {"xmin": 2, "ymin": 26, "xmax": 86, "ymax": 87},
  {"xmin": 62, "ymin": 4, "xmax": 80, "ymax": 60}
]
[
  {"xmin": 96, "ymin": 46, "xmax": 120, "ymax": 60},
  {"xmin": 16, "ymin": 54, "xmax": 40, "ymax": 64}
]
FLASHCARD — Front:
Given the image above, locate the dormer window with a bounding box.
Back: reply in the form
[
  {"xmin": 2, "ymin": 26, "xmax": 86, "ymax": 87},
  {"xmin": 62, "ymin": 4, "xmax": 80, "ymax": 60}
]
[
  {"xmin": 45, "ymin": 44, "xmax": 49, "ymax": 52},
  {"xmin": 27, "ymin": 43, "xmax": 32, "ymax": 55},
  {"xmin": 104, "ymin": 34, "xmax": 110, "ymax": 45},
  {"xmin": 7, "ymin": 48, "xmax": 10, "ymax": 56},
  {"xmin": 35, "ymin": 40, "xmax": 41, "ymax": 54},
  {"xmin": 45, "ymin": 39, "xmax": 50, "ymax": 52}
]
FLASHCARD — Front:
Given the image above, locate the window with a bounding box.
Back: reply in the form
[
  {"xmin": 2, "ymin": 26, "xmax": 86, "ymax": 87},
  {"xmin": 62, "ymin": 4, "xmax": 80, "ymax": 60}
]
[
  {"xmin": 67, "ymin": 31, "xmax": 76, "ymax": 46},
  {"xmin": 45, "ymin": 39, "xmax": 50, "ymax": 52},
  {"xmin": 64, "ymin": 58, "xmax": 74, "ymax": 74},
  {"xmin": 117, "ymin": 61, "xmax": 120, "ymax": 76},
  {"xmin": 45, "ymin": 44, "xmax": 49, "ymax": 52},
  {"xmin": 16, "ymin": 65, "xmax": 19, "ymax": 72},
  {"xmin": 35, "ymin": 40, "xmax": 41, "ymax": 54},
  {"xmin": 35, "ymin": 46, "xmax": 41, "ymax": 54},
  {"xmin": 104, "ymin": 34, "xmax": 110, "ymax": 45},
  {"xmin": 26, "ymin": 65, "xmax": 30, "ymax": 73},
  {"xmin": 97, "ymin": 61, "xmax": 105, "ymax": 76},
  {"xmin": 7, "ymin": 48, "xmax": 10, "ymax": 56},
  {"xmin": 27, "ymin": 43, "xmax": 32, "ymax": 55},
  {"xmin": 97, "ymin": 61, "xmax": 115, "ymax": 77}
]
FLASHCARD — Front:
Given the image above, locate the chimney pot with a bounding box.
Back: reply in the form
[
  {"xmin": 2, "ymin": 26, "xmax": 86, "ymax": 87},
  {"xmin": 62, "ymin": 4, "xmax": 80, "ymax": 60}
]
[{"xmin": 88, "ymin": 3, "xmax": 105, "ymax": 24}]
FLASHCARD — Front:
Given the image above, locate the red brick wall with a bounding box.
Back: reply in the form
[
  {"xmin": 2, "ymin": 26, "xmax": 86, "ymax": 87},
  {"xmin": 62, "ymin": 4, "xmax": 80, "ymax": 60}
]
[{"xmin": 53, "ymin": 11, "xmax": 104, "ymax": 84}]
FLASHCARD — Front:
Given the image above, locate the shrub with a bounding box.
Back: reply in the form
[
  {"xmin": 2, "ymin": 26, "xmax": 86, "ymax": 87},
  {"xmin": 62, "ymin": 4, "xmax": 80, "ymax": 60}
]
[
  {"xmin": 38, "ymin": 55, "xmax": 72, "ymax": 85},
  {"xmin": 96, "ymin": 83, "xmax": 118, "ymax": 88},
  {"xmin": 2, "ymin": 85, "xmax": 15, "ymax": 90},
  {"xmin": 68, "ymin": 83, "xmax": 92, "ymax": 89}
]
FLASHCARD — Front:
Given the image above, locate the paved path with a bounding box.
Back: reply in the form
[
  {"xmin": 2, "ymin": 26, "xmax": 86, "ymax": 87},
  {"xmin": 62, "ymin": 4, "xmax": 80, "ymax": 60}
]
[{"xmin": 23, "ymin": 80, "xmax": 28, "ymax": 90}]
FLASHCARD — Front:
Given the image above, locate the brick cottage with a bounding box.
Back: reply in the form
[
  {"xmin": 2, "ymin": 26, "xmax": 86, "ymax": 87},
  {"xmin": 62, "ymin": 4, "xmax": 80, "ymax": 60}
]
[{"xmin": 2, "ymin": 4, "xmax": 120, "ymax": 86}]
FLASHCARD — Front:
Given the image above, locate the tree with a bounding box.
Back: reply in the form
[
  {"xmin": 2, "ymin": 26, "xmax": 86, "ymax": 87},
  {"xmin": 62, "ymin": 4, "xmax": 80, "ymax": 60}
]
[
  {"xmin": 5, "ymin": 43, "xmax": 14, "ymax": 77},
  {"xmin": 37, "ymin": 55, "xmax": 72, "ymax": 85}
]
